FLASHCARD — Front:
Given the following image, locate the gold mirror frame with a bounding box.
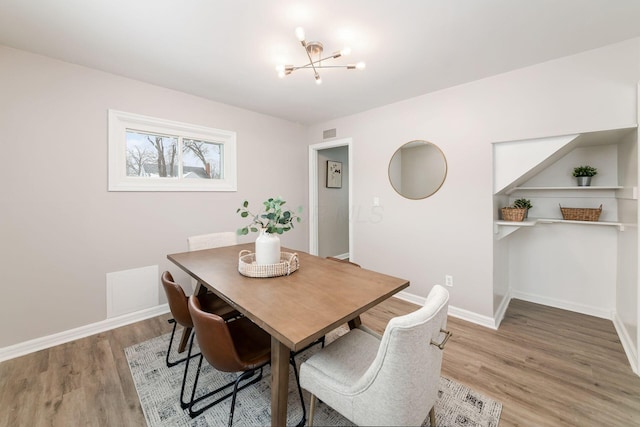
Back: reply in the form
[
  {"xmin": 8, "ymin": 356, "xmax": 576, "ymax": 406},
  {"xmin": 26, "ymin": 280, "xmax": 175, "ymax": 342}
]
[{"xmin": 388, "ymin": 140, "xmax": 447, "ymax": 200}]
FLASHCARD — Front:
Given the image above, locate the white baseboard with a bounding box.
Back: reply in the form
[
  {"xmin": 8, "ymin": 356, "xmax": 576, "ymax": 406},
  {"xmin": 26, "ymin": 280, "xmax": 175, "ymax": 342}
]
[
  {"xmin": 394, "ymin": 290, "xmax": 426, "ymax": 306},
  {"xmin": 510, "ymin": 290, "xmax": 613, "ymax": 320},
  {"xmin": 394, "ymin": 290, "xmax": 498, "ymax": 330},
  {"xmin": 612, "ymin": 312, "xmax": 639, "ymax": 376},
  {"xmin": 331, "ymin": 252, "xmax": 350, "ymax": 260},
  {"xmin": 0, "ymin": 304, "xmax": 170, "ymax": 363},
  {"xmin": 448, "ymin": 305, "xmax": 498, "ymax": 330}
]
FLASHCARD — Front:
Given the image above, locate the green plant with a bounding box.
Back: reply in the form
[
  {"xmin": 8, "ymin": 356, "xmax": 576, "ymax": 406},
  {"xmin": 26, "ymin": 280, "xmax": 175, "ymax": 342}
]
[
  {"xmin": 512, "ymin": 198, "xmax": 533, "ymax": 210},
  {"xmin": 572, "ymin": 165, "xmax": 598, "ymax": 177},
  {"xmin": 236, "ymin": 197, "xmax": 302, "ymax": 235}
]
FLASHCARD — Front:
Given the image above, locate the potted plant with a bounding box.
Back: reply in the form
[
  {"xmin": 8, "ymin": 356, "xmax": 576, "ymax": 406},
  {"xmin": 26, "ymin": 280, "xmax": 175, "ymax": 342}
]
[
  {"xmin": 237, "ymin": 197, "xmax": 302, "ymax": 264},
  {"xmin": 572, "ymin": 165, "xmax": 598, "ymax": 186},
  {"xmin": 512, "ymin": 198, "xmax": 533, "ymax": 218}
]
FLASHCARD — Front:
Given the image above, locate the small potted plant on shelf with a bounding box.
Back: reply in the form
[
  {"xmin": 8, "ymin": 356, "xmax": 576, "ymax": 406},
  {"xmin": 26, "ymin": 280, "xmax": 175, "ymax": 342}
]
[
  {"xmin": 237, "ymin": 197, "xmax": 302, "ymax": 265},
  {"xmin": 572, "ymin": 165, "xmax": 598, "ymax": 187},
  {"xmin": 512, "ymin": 198, "xmax": 533, "ymax": 218}
]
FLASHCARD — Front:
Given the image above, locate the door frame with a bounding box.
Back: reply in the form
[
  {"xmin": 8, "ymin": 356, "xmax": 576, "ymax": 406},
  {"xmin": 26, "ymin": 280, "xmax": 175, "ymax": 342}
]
[{"xmin": 308, "ymin": 138, "xmax": 353, "ymax": 257}]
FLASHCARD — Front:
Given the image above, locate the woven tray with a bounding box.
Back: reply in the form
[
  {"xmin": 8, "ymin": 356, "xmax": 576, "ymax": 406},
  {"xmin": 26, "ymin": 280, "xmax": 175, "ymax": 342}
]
[
  {"xmin": 559, "ymin": 204, "xmax": 602, "ymax": 222},
  {"xmin": 238, "ymin": 250, "xmax": 299, "ymax": 278},
  {"xmin": 501, "ymin": 207, "xmax": 526, "ymax": 222}
]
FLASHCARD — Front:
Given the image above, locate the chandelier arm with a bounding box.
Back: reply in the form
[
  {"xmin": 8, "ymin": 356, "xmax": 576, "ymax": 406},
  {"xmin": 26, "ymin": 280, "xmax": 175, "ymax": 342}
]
[
  {"xmin": 302, "ymin": 41, "xmax": 320, "ymax": 78},
  {"xmin": 289, "ymin": 54, "xmax": 352, "ymax": 72},
  {"xmin": 312, "ymin": 65, "xmax": 355, "ymax": 69},
  {"xmin": 291, "ymin": 64, "xmax": 354, "ymax": 71}
]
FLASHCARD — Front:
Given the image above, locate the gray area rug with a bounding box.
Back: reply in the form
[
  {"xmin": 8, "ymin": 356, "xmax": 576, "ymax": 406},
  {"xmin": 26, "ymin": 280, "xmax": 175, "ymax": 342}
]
[{"xmin": 125, "ymin": 329, "xmax": 502, "ymax": 426}]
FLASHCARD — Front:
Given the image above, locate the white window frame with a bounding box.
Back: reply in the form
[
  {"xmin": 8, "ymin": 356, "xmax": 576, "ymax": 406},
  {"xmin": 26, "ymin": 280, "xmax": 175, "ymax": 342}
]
[{"xmin": 108, "ymin": 109, "xmax": 237, "ymax": 191}]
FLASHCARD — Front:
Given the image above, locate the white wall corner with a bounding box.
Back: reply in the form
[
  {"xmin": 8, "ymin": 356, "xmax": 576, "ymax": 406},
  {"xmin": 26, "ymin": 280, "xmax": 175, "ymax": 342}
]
[
  {"xmin": 612, "ymin": 311, "xmax": 639, "ymax": 376},
  {"xmin": 493, "ymin": 291, "xmax": 512, "ymax": 329},
  {"xmin": 0, "ymin": 304, "xmax": 170, "ymax": 363}
]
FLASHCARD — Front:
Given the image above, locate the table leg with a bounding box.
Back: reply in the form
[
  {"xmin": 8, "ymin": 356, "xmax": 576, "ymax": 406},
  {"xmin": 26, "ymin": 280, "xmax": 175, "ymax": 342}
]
[
  {"xmin": 193, "ymin": 281, "xmax": 208, "ymax": 296},
  {"xmin": 348, "ymin": 315, "xmax": 362, "ymax": 329},
  {"xmin": 271, "ymin": 337, "xmax": 289, "ymax": 427},
  {"xmin": 177, "ymin": 327, "xmax": 192, "ymax": 353}
]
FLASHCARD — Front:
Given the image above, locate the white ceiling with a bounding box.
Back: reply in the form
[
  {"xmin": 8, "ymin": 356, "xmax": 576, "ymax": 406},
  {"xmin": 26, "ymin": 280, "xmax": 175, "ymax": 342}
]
[{"xmin": 2, "ymin": 0, "xmax": 640, "ymax": 125}]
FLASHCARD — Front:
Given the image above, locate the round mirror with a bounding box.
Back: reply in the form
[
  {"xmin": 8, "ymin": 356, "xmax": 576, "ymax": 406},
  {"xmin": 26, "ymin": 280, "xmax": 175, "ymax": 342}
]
[{"xmin": 388, "ymin": 140, "xmax": 447, "ymax": 199}]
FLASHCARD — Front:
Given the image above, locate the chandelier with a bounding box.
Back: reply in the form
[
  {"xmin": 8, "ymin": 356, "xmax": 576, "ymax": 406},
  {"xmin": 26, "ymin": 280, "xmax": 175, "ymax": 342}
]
[{"xmin": 276, "ymin": 27, "xmax": 366, "ymax": 85}]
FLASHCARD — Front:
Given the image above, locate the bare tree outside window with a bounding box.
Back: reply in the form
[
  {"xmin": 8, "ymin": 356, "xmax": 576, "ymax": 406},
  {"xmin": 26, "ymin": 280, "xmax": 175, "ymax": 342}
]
[
  {"xmin": 183, "ymin": 138, "xmax": 222, "ymax": 179},
  {"xmin": 125, "ymin": 131, "xmax": 178, "ymax": 178},
  {"xmin": 109, "ymin": 110, "xmax": 236, "ymax": 192},
  {"xmin": 126, "ymin": 145, "xmax": 154, "ymax": 176}
]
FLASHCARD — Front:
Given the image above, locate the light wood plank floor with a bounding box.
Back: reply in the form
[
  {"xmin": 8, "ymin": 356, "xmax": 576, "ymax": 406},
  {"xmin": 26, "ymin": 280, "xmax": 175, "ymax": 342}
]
[{"xmin": 1, "ymin": 298, "xmax": 639, "ymax": 426}]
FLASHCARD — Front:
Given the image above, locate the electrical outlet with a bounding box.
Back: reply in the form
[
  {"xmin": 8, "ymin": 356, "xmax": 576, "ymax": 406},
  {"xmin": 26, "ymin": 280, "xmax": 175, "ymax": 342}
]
[{"xmin": 445, "ymin": 275, "xmax": 453, "ymax": 287}]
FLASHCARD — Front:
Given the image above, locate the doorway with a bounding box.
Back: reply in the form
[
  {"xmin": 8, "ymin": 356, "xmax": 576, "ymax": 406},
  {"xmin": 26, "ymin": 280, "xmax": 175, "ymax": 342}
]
[{"xmin": 308, "ymin": 138, "xmax": 353, "ymax": 258}]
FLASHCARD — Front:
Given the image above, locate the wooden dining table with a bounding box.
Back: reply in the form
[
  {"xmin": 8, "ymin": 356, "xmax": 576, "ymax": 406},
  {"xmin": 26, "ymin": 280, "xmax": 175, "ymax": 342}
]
[{"xmin": 167, "ymin": 243, "xmax": 409, "ymax": 426}]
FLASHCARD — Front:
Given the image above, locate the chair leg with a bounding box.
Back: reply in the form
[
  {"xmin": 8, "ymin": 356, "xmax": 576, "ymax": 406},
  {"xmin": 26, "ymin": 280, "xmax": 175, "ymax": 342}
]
[
  {"xmin": 228, "ymin": 369, "xmax": 257, "ymax": 427},
  {"xmin": 308, "ymin": 394, "xmax": 317, "ymax": 427},
  {"xmin": 166, "ymin": 319, "xmax": 200, "ymax": 368},
  {"xmin": 429, "ymin": 406, "xmax": 436, "ymax": 426},
  {"xmin": 180, "ymin": 332, "xmax": 196, "ymax": 409},
  {"xmin": 289, "ymin": 354, "xmax": 306, "ymax": 427},
  {"xmin": 187, "ymin": 365, "xmax": 265, "ymax": 419}
]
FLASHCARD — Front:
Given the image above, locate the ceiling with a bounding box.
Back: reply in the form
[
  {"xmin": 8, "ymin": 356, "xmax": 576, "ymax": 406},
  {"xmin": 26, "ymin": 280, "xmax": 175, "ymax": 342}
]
[{"xmin": 2, "ymin": 0, "xmax": 640, "ymax": 125}]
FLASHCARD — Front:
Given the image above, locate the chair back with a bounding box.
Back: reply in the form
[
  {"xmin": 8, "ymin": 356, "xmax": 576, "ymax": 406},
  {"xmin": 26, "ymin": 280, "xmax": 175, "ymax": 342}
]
[
  {"xmin": 187, "ymin": 232, "xmax": 238, "ymax": 290},
  {"xmin": 188, "ymin": 295, "xmax": 245, "ymax": 373},
  {"xmin": 353, "ymin": 285, "xmax": 449, "ymax": 426},
  {"xmin": 161, "ymin": 271, "xmax": 192, "ymax": 328}
]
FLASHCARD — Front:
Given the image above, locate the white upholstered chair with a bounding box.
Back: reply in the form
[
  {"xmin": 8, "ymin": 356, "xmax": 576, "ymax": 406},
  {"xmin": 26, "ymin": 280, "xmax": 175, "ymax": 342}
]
[
  {"xmin": 187, "ymin": 231, "xmax": 237, "ymax": 291},
  {"xmin": 299, "ymin": 285, "xmax": 451, "ymax": 427}
]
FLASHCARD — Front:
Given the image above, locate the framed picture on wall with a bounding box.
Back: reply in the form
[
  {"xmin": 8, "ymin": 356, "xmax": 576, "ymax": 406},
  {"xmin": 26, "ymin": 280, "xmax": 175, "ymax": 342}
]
[{"xmin": 327, "ymin": 160, "xmax": 342, "ymax": 188}]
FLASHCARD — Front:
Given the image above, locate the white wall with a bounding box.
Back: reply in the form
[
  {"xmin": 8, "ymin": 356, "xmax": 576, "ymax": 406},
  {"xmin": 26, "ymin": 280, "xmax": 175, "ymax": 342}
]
[
  {"xmin": 0, "ymin": 45, "xmax": 307, "ymax": 348},
  {"xmin": 307, "ymin": 38, "xmax": 640, "ymax": 319},
  {"xmin": 617, "ymin": 132, "xmax": 639, "ymax": 356}
]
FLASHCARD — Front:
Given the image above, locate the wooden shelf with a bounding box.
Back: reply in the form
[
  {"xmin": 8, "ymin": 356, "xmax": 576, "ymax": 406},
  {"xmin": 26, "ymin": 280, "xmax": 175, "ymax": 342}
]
[
  {"xmin": 494, "ymin": 217, "xmax": 626, "ymax": 240},
  {"xmin": 506, "ymin": 186, "xmax": 623, "ymax": 195}
]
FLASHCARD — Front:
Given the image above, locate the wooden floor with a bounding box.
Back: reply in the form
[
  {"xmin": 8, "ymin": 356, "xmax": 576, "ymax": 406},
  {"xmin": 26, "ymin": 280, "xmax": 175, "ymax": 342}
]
[{"xmin": 1, "ymin": 298, "xmax": 639, "ymax": 426}]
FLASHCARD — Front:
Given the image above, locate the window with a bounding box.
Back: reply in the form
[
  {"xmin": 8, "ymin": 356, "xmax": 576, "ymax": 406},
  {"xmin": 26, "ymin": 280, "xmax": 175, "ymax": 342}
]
[{"xmin": 108, "ymin": 110, "xmax": 237, "ymax": 191}]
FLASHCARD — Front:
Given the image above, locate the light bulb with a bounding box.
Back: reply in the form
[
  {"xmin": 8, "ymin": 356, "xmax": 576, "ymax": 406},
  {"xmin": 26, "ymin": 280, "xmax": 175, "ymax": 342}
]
[
  {"xmin": 356, "ymin": 61, "xmax": 366, "ymax": 70},
  {"xmin": 315, "ymin": 74, "xmax": 322, "ymax": 85},
  {"xmin": 295, "ymin": 27, "xmax": 305, "ymax": 41},
  {"xmin": 340, "ymin": 47, "xmax": 351, "ymax": 56},
  {"xmin": 278, "ymin": 71, "xmax": 285, "ymax": 78}
]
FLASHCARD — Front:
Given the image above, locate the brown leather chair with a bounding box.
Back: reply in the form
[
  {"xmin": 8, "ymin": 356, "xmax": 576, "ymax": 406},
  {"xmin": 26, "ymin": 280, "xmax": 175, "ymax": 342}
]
[
  {"xmin": 161, "ymin": 271, "xmax": 238, "ymax": 365},
  {"xmin": 187, "ymin": 295, "xmax": 306, "ymax": 426},
  {"xmin": 161, "ymin": 271, "xmax": 240, "ymax": 407}
]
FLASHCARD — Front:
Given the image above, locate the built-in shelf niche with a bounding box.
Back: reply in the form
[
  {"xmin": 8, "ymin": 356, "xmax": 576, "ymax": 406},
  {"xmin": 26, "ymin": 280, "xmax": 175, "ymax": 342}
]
[{"xmin": 494, "ymin": 126, "xmax": 637, "ymax": 239}]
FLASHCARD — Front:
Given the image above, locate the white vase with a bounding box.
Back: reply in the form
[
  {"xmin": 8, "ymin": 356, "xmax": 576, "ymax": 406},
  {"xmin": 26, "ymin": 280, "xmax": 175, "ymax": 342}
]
[{"xmin": 255, "ymin": 229, "xmax": 280, "ymax": 265}]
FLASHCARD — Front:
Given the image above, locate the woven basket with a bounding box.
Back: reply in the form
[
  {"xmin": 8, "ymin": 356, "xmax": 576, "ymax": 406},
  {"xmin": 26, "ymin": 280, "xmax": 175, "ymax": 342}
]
[
  {"xmin": 238, "ymin": 250, "xmax": 299, "ymax": 278},
  {"xmin": 501, "ymin": 207, "xmax": 526, "ymax": 222},
  {"xmin": 559, "ymin": 204, "xmax": 602, "ymax": 222}
]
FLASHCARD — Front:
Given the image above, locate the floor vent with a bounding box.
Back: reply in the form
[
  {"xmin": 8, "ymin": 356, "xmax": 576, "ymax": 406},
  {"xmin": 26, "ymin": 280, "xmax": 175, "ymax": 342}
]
[{"xmin": 106, "ymin": 265, "xmax": 159, "ymax": 318}]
